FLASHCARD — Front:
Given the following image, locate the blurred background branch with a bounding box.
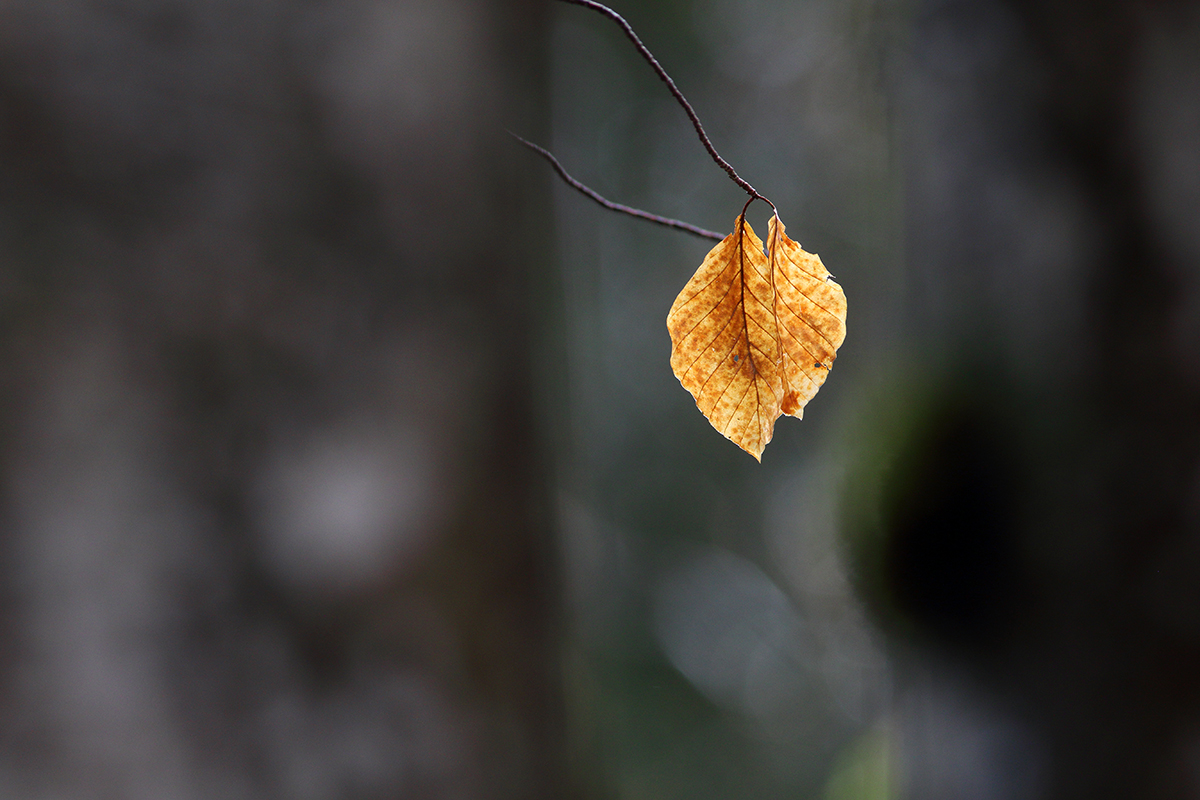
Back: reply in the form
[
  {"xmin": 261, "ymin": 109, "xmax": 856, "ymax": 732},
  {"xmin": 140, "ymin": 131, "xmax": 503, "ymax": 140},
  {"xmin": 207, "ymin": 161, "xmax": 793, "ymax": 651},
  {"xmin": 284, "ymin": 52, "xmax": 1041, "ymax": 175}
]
[{"xmin": 0, "ymin": 1, "xmax": 564, "ymax": 797}]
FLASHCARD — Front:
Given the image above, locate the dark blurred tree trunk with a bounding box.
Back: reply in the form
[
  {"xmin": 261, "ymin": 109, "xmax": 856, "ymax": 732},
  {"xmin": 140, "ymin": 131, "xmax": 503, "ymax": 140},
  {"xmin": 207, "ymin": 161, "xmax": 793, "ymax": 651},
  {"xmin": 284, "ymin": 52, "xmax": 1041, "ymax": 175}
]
[
  {"xmin": 850, "ymin": 0, "xmax": 1200, "ymax": 797},
  {"xmin": 0, "ymin": 2, "xmax": 564, "ymax": 798}
]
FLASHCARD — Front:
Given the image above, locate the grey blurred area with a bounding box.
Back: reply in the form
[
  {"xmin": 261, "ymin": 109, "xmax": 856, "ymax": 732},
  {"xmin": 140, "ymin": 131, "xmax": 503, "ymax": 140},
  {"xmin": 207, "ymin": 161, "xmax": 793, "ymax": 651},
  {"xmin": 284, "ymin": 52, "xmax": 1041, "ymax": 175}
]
[
  {"xmin": 3, "ymin": 0, "xmax": 1200, "ymax": 799},
  {"xmin": 0, "ymin": 1, "xmax": 561, "ymax": 798}
]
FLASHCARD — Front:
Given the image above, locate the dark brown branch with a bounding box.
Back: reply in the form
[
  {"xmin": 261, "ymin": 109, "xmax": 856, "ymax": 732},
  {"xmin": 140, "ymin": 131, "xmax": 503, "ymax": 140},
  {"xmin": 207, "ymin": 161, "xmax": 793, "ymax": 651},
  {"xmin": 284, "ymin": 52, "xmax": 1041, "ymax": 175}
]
[
  {"xmin": 558, "ymin": 0, "xmax": 773, "ymax": 209},
  {"xmin": 511, "ymin": 133, "xmax": 724, "ymax": 241}
]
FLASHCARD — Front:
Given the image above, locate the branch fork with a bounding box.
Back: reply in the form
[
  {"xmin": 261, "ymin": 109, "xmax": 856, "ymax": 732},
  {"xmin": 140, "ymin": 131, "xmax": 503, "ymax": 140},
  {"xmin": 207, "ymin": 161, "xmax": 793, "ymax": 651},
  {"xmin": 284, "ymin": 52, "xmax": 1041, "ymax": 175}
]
[{"xmin": 516, "ymin": 0, "xmax": 773, "ymax": 240}]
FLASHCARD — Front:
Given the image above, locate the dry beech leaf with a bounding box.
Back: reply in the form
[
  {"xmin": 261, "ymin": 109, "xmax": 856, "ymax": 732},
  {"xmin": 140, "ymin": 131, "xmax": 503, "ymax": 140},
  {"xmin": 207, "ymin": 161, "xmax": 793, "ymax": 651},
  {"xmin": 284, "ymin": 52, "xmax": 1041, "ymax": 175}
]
[
  {"xmin": 667, "ymin": 214, "xmax": 781, "ymax": 460},
  {"xmin": 666, "ymin": 212, "xmax": 846, "ymax": 460},
  {"xmin": 766, "ymin": 213, "xmax": 847, "ymax": 419}
]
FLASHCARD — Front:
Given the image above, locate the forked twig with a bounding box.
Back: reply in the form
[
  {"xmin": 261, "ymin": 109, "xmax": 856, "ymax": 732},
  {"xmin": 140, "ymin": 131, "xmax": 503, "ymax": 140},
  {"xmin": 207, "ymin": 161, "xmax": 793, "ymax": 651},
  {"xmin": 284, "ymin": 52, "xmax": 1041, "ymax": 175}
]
[
  {"xmin": 514, "ymin": 0, "xmax": 772, "ymax": 238},
  {"xmin": 557, "ymin": 0, "xmax": 771, "ymax": 207},
  {"xmin": 511, "ymin": 133, "xmax": 724, "ymax": 241}
]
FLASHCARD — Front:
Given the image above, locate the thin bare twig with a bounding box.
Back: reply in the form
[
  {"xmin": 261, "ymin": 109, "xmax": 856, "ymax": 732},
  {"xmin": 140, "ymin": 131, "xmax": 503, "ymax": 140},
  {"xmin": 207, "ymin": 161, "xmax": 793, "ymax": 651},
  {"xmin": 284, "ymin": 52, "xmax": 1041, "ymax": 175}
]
[
  {"xmin": 511, "ymin": 133, "xmax": 725, "ymax": 241},
  {"xmin": 558, "ymin": 0, "xmax": 772, "ymax": 209}
]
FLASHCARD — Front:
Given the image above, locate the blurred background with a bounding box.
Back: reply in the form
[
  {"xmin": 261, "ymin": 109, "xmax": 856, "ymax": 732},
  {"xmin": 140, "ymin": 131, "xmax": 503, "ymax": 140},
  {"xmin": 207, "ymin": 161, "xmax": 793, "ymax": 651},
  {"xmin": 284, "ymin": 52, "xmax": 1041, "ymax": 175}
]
[{"xmin": 1, "ymin": 0, "xmax": 1199, "ymax": 798}]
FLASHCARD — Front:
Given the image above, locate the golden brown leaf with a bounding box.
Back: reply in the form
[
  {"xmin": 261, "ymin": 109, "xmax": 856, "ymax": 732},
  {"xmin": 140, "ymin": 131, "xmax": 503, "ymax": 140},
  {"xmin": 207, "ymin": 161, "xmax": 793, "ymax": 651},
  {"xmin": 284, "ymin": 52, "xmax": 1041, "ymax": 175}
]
[
  {"xmin": 666, "ymin": 215, "xmax": 782, "ymax": 461},
  {"xmin": 666, "ymin": 212, "xmax": 846, "ymax": 460},
  {"xmin": 766, "ymin": 212, "xmax": 847, "ymax": 419}
]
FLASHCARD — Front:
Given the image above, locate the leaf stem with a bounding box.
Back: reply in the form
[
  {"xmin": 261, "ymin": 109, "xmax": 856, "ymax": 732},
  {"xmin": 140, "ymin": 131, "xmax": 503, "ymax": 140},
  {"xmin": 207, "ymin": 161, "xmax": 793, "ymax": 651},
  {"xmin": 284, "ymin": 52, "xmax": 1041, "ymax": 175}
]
[
  {"xmin": 558, "ymin": 0, "xmax": 772, "ymax": 208},
  {"xmin": 510, "ymin": 133, "xmax": 725, "ymax": 240}
]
